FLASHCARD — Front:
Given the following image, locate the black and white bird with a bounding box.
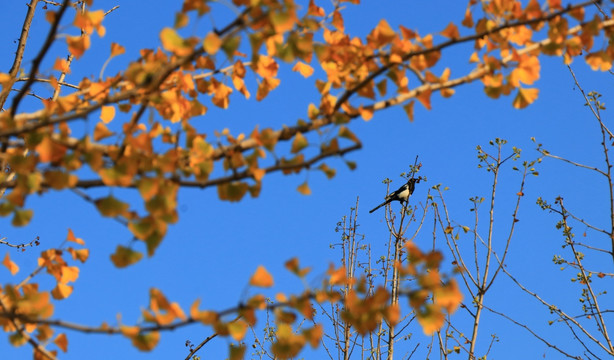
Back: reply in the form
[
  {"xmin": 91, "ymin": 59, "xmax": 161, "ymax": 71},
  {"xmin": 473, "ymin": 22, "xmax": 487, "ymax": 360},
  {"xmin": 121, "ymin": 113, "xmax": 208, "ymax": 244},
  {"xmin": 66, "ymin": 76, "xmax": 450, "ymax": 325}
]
[{"xmin": 369, "ymin": 177, "xmax": 420, "ymax": 213}]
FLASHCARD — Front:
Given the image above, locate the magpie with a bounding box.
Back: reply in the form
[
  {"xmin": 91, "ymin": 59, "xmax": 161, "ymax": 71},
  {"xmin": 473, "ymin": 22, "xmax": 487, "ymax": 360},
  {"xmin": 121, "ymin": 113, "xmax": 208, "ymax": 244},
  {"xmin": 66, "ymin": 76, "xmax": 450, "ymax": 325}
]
[{"xmin": 369, "ymin": 177, "xmax": 420, "ymax": 213}]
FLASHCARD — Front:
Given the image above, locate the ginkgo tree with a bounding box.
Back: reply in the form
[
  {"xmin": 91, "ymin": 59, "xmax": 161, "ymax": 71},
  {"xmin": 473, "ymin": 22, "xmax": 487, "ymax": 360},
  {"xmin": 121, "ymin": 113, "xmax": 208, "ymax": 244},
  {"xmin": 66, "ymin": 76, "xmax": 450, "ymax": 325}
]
[{"xmin": 0, "ymin": 0, "xmax": 613, "ymax": 358}]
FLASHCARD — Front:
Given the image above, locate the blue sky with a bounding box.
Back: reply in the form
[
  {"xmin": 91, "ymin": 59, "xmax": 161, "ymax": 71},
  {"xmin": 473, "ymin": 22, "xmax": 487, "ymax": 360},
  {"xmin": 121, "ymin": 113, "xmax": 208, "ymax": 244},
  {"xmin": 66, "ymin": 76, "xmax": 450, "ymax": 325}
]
[{"xmin": 1, "ymin": 1, "xmax": 613, "ymax": 359}]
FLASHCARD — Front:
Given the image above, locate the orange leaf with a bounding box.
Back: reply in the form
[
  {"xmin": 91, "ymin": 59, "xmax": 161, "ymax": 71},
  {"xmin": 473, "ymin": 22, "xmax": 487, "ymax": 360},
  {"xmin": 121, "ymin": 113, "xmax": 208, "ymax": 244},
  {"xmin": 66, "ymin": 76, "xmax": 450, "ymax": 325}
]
[
  {"xmin": 66, "ymin": 228, "xmax": 85, "ymax": 245},
  {"xmin": 190, "ymin": 299, "xmax": 218, "ymax": 324},
  {"xmin": 416, "ymin": 304, "xmax": 445, "ymax": 335},
  {"xmin": 54, "ymin": 333, "xmax": 68, "ymax": 353},
  {"xmin": 403, "ymin": 101, "xmax": 415, "ymax": 121},
  {"xmin": 36, "ymin": 136, "xmax": 67, "ymax": 163},
  {"xmin": 250, "ymin": 265, "xmax": 274, "ymax": 287},
  {"xmin": 2, "ymin": 253, "xmax": 19, "ymax": 275},
  {"xmin": 94, "ymin": 122, "xmax": 114, "ymax": 141},
  {"xmin": 510, "ymin": 55, "xmax": 540, "ymax": 87},
  {"xmin": 51, "ymin": 283, "xmax": 73, "ymax": 300},
  {"xmin": 297, "ymin": 182, "xmax": 311, "ymax": 195},
  {"xmin": 512, "ymin": 87, "xmax": 539, "ymax": 109},
  {"xmin": 66, "ymin": 35, "xmax": 91, "ymax": 59},
  {"xmin": 53, "ymin": 58, "xmax": 70, "ymax": 73},
  {"xmin": 292, "ymin": 61, "xmax": 314, "ymax": 78},
  {"xmin": 110, "ymin": 42, "xmax": 125, "ymax": 57},
  {"xmin": 440, "ymin": 22, "xmax": 459, "ymax": 39},
  {"xmin": 434, "ymin": 280, "xmax": 463, "ymax": 313},
  {"xmin": 416, "ymin": 89, "xmax": 432, "ymax": 110}
]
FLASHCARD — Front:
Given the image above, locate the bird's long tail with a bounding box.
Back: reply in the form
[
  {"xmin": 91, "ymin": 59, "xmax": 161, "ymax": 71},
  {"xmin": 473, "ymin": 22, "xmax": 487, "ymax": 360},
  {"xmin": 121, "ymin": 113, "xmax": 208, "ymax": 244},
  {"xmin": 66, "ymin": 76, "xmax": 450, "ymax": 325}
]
[{"xmin": 369, "ymin": 199, "xmax": 390, "ymax": 213}]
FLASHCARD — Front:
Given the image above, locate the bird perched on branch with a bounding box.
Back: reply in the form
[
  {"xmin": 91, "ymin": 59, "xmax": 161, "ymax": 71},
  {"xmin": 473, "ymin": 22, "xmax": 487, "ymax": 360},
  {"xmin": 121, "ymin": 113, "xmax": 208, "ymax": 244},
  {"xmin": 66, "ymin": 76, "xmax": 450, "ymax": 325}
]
[{"xmin": 369, "ymin": 177, "xmax": 420, "ymax": 213}]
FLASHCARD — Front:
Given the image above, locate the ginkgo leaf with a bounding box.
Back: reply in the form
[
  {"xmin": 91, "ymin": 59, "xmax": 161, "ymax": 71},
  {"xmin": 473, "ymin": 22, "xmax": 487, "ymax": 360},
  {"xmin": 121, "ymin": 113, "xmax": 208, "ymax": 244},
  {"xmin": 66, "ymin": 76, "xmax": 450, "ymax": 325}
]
[
  {"xmin": 110, "ymin": 245, "xmax": 143, "ymax": 268},
  {"xmin": 66, "ymin": 228, "xmax": 85, "ymax": 245},
  {"xmin": 291, "ymin": 132, "xmax": 308, "ymax": 153},
  {"xmin": 95, "ymin": 195, "xmax": 129, "ymax": 217},
  {"xmin": 403, "ymin": 100, "xmax": 415, "ymax": 121},
  {"xmin": 110, "ymin": 42, "xmax": 125, "ymax": 57},
  {"xmin": 190, "ymin": 299, "xmax": 218, "ymax": 324},
  {"xmin": 51, "ymin": 283, "xmax": 73, "ymax": 300},
  {"xmin": 94, "ymin": 122, "xmax": 114, "ymax": 141},
  {"xmin": 12, "ymin": 209, "xmax": 33, "ymax": 227},
  {"xmin": 54, "ymin": 333, "xmax": 68, "ymax": 352},
  {"xmin": 434, "ymin": 279, "xmax": 463, "ymax": 313},
  {"xmin": 416, "ymin": 304, "xmax": 445, "ymax": 335},
  {"xmin": 440, "ymin": 22, "xmax": 459, "ymax": 39},
  {"xmin": 297, "ymin": 182, "xmax": 311, "ymax": 195},
  {"xmin": 2, "ymin": 253, "xmax": 19, "ymax": 275},
  {"xmin": 130, "ymin": 331, "xmax": 160, "ymax": 351},
  {"xmin": 44, "ymin": 170, "xmax": 78, "ymax": 190},
  {"xmin": 100, "ymin": 105, "xmax": 115, "ymax": 123},
  {"xmin": 203, "ymin": 32, "xmax": 222, "ymax": 55},
  {"xmin": 228, "ymin": 320, "xmax": 248, "ymax": 341},
  {"xmin": 160, "ymin": 27, "xmax": 193, "ymax": 56},
  {"xmin": 53, "ymin": 58, "xmax": 70, "ymax": 73},
  {"xmin": 66, "ymin": 35, "xmax": 91, "ymax": 58},
  {"xmin": 416, "ymin": 89, "xmax": 432, "ymax": 110},
  {"xmin": 250, "ymin": 265, "xmax": 274, "ymax": 287},
  {"xmin": 292, "ymin": 61, "xmax": 314, "ymax": 78},
  {"xmin": 512, "ymin": 87, "xmax": 539, "ymax": 109}
]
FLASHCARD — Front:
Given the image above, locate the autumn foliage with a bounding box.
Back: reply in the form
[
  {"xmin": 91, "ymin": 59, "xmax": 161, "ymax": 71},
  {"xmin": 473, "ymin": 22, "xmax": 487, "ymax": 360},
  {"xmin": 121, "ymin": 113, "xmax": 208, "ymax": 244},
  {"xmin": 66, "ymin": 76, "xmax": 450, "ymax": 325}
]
[{"xmin": 0, "ymin": 0, "xmax": 613, "ymax": 358}]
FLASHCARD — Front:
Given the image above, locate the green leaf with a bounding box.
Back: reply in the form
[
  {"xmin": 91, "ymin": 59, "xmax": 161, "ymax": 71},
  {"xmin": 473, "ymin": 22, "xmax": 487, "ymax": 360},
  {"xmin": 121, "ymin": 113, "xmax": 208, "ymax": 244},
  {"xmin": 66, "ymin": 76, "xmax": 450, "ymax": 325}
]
[
  {"xmin": 12, "ymin": 209, "xmax": 33, "ymax": 227},
  {"xmin": 110, "ymin": 245, "xmax": 143, "ymax": 268},
  {"xmin": 95, "ymin": 195, "xmax": 129, "ymax": 217}
]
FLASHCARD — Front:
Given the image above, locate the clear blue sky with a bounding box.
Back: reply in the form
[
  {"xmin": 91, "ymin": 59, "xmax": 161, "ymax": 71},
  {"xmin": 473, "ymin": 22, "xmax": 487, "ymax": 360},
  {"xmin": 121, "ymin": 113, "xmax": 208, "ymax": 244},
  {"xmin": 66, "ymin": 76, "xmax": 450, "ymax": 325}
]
[{"xmin": 1, "ymin": 1, "xmax": 612, "ymax": 359}]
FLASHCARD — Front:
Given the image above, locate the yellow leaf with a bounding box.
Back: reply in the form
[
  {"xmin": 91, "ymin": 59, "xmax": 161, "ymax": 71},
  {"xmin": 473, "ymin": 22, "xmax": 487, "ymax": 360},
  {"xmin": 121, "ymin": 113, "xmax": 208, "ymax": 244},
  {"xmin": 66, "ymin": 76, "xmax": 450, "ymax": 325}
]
[
  {"xmin": 160, "ymin": 27, "xmax": 193, "ymax": 56},
  {"xmin": 94, "ymin": 122, "xmax": 114, "ymax": 141},
  {"xmin": 203, "ymin": 32, "xmax": 222, "ymax": 55},
  {"xmin": 586, "ymin": 51, "xmax": 612, "ymax": 72},
  {"xmin": 2, "ymin": 253, "xmax": 19, "ymax": 275},
  {"xmin": 297, "ymin": 182, "xmax": 311, "ymax": 195},
  {"xmin": 512, "ymin": 87, "xmax": 539, "ymax": 109},
  {"xmin": 434, "ymin": 280, "xmax": 463, "ymax": 313},
  {"xmin": 66, "ymin": 228, "xmax": 85, "ymax": 245},
  {"xmin": 100, "ymin": 105, "xmax": 116, "ymax": 123},
  {"xmin": 510, "ymin": 55, "xmax": 540, "ymax": 87},
  {"xmin": 250, "ymin": 265, "xmax": 274, "ymax": 287},
  {"xmin": 228, "ymin": 320, "xmax": 248, "ymax": 341},
  {"xmin": 292, "ymin": 61, "xmax": 314, "ymax": 78},
  {"xmin": 416, "ymin": 304, "xmax": 445, "ymax": 335},
  {"xmin": 51, "ymin": 283, "xmax": 73, "ymax": 299},
  {"xmin": 291, "ymin": 132, "xmax": 308, "ymax": 153}
]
